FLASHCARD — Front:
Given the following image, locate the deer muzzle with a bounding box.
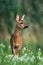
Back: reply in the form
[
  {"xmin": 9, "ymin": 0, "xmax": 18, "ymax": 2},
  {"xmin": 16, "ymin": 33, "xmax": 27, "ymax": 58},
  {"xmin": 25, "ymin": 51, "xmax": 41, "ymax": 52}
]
[{"xmin": 24, "ymin": 25, "xmax": 28, "ymax": 29}]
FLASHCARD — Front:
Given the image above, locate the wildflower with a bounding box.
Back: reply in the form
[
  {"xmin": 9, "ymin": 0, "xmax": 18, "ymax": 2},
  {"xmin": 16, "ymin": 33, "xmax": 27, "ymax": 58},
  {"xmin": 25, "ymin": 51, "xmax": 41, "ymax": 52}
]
[
  {"xmin": 30, "ymin": 55, "xmax": 35, "ymax": 62},
  {"xmin": 0, "ymin": 43, "xmax": 5, "ymax": 48},
  {"xmin": 31, "ymin": 51, "xmax": 33, "ymax": 55},
  {"xmin": 8, "ymin": 46, "xmax": 11, "ymax": 49},
  {"xmin": 22, "ymin": 47, "xmax": 26, "ymax": 53},
  {"xmin": 19, "ymin": 53, "xmax": 27, "ymax": 61},
  {"xmin": 37, "ymin": 48, "xmax": 41, "ymax": 59},
  {"xmin": 8, "ymin": 54, "xmax": 13, "ymax": 57},
  {"xmin": 5, "ymin": 54, "xmax": 13, "ymax": 59},
  {"xmin": 23, "ymin": 47, "xmax": 26, "ymax": 51},
  {"xmin": 39, "ymin": 48, "xmax": 41, "ymax": 51}
]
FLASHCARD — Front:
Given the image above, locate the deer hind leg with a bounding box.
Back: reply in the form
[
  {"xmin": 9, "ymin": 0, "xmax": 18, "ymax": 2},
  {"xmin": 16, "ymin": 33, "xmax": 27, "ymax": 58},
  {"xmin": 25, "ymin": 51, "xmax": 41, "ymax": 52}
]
[
  {"xmin": 13, "ymin": 45, "xmax": 22, "ymax": 56},
  {"xmin": 11, "ymin": 42, "xmax": 22, "ymax": 56},
  {"xmin": 13, "ymin": 49, "xmax": 16, "ymax": 56},
  {"xmin": 18, "ymin": 44, "xmax": 22, "ymax": 56},
  {"xmin": 11, "ymin": 44, "xmax": 16, "ymax": 56},
  {"xmin": 10, "ymin": 43, "xmax": 15, "ymax": 55},
  {"xmin": 17, "ymin": 50, "xmax": 21, "ymax": 56},
  {"xmin": 11, "ymin": 45, "xmax": 19, "ymax": 56}
]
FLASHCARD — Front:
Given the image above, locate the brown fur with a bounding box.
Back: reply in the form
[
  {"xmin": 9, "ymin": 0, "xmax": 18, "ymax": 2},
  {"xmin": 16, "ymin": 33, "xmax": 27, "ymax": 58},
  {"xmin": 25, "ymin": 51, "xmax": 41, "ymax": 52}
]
[{"xmin": 10, "ymin": 14, "xmax": 28, "ymax": 56}]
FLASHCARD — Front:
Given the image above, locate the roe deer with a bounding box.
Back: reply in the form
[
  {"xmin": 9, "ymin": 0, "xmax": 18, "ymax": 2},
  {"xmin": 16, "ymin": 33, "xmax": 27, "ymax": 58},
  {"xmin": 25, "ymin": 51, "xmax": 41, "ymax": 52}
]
[{"xmin": 10, "ymin": 14, "xmax": 28, "ymax": 56}]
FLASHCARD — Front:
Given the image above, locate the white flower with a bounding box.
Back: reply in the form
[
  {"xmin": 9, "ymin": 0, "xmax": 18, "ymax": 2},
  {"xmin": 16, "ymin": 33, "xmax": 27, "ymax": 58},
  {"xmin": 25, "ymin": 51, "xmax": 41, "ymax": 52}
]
[
  {"xmin": 25, "ymin": 56, "xmax": 30, "ymax": 62},
  {"xmin": 5, "ymin": 54, "xmax": 13, "ymax": 59},
  {"xmin": 19, "ymin": 53, "xmax": 27, "ymax": 61},
  {"xmin": 39, "ymin": 48, "xmax": 41, "ymax": 51},
  {"xmin": 0, "ymin": 43, "xmax": 5, "ymax": 48},
  {"xmin": 37, "ymin": 48, "xmax": 41, "ymax": 59},
  {"xmin": 30, "ymin": 55, "xmax": 35, "ymax": 62},
  {"xmin": 23, "ymin": 47, "xmax": 26, "ymax": 51},
  {"xmin": 22, "ymin": 47, "xmax": 26, "ymax": 53},
  {"xmin": 19, "ymin": 56, "xmax": 25, "ymax": 61},
  {"xmin": 8, "ymin": 46, "xmax": 11, "ymax": 49},
  {"xmin": 37, "ymin": 55, "xmax": 43, "ymax": 62},
  {"xmin": 31, "ymin": 51, "xmax": 33, "ymax": 55},
  {"xmin": 40, "ymin": 58, "xmax": 43, "ymax": 62},
  {"xmin": 8, "ymin": 54, "xmax": 13, "ymax": 57}
]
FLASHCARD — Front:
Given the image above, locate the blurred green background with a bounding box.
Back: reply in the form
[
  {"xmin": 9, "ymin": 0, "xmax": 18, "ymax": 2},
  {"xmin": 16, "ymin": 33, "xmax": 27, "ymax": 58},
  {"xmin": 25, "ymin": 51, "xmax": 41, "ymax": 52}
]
[
  {"xmin": 0, "ymin": 0, "xmax": 43, "ymax": 65},
  {"xmin": 0, "ymin": 0, "xmax": 43, "ymax": 48}
]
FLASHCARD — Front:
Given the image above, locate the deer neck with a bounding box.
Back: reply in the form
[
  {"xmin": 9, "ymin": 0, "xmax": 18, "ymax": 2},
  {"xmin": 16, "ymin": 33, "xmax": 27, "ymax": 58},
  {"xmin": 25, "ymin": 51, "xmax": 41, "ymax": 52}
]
[{"xmin": 14, "ymin": 25, "xmax": 21, "ymax": 37}]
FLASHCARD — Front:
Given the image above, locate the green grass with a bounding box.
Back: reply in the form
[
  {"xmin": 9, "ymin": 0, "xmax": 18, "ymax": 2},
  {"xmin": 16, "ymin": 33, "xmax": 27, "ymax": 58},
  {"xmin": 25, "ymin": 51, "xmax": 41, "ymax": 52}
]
[{"xmin": 0, "ymin": 40, "xmax": 43, "ymax": 65}]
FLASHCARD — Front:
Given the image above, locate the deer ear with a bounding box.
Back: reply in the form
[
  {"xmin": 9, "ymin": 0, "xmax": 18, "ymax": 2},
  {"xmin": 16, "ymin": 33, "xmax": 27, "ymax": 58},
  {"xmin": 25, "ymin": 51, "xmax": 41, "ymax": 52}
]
[
  {"xmin": 21, "ymin": 14, "xmax": 25, "ymax": 20},
  {"xmin": 16, "ymin": 14, "xmax": 19, "ymax": 21}
]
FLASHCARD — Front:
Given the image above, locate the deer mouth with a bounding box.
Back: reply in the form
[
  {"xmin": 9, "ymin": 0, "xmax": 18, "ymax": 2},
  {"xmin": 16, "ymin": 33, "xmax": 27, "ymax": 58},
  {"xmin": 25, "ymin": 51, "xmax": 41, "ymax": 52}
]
[{"xmin": 24, "ymin": 25, "xmax": 28, "ymax": 29}]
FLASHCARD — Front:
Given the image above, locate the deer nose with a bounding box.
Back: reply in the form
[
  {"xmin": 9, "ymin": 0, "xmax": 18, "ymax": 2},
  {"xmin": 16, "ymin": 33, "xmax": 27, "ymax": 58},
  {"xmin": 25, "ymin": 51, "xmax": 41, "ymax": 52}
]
[
  {"xmin": 25, "ymin": 25, "xmax": 28, "ymax": 28},
  {"xmin": 24, "ymin": 25, "xmax": 28, "ymax": 29}
]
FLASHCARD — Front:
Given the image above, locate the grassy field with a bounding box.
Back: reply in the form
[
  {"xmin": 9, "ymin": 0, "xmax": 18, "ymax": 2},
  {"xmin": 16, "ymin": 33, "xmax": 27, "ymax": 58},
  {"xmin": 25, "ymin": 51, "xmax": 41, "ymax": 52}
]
[{"xmin": 0, "ymin": 40, "xmax": 43, "ymax": 65}]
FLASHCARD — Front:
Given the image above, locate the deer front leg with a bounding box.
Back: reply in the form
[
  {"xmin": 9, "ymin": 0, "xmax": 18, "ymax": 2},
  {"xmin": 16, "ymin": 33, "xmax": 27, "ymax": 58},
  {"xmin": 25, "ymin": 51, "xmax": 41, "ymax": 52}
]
[
  {"xmin": 13, "ymin": 48, "xmax": 16, "ymax": 56},
  {"xmin": 12, "ymin": 45, "xmax": 19, "ymax": 56},
  {"xmin": 17, "ymin": 43, "xmax": 22, "ymax": 56}
]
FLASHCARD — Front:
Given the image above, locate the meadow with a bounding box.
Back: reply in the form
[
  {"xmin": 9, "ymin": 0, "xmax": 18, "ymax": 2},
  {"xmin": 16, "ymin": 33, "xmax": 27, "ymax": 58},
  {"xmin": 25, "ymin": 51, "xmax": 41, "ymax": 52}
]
[
  {"xmin": 0, "ymin": 40, "xmax": 43, "ymax": 65},
  {"xmin": 0, "ymin": 0, "xmax": 43, "ymax": 65}
]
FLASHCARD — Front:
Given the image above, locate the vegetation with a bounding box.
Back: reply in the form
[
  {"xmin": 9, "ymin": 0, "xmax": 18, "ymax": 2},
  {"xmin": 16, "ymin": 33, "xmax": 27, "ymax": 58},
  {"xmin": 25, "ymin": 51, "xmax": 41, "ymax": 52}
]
[
  {"xmin": 0, "ymin": 0, "xmax": 43, "ymax": 35},
  {"xmin": 0, "ymin": 0, "xmax": 43, "ymax": 65},
  {"xmin": 0, "ymin": 41, "xmax": 43, "ymax": 65}
]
